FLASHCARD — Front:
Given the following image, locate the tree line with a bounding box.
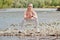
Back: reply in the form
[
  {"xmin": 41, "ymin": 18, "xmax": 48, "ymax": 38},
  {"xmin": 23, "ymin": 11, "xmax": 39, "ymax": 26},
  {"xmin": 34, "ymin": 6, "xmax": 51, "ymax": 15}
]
[{"xmin": 0, "ymin": 0, "xmax": 60, "ymax": 8}]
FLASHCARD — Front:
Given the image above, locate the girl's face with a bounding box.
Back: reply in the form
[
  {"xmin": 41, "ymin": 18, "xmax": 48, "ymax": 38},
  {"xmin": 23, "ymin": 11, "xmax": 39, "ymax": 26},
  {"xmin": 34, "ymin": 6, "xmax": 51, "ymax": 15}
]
[
  {"xmin": 27, "ymin": 4, "xmax": 33, "ymax": 11},
  {"xmin": 28, "ymin": 6, "xmax": 32, "ymax": 10}
]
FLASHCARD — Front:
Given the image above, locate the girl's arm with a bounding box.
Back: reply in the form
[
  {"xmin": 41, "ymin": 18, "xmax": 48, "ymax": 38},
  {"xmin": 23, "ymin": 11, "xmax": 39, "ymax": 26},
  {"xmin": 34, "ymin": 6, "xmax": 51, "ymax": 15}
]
[
  {"xmin": 32, "ymin": 11, "xmax": 38, "ymax": 19},
  {"xmin": 24, "ymin": 12, "xmax": 26, "ymax": 19}
]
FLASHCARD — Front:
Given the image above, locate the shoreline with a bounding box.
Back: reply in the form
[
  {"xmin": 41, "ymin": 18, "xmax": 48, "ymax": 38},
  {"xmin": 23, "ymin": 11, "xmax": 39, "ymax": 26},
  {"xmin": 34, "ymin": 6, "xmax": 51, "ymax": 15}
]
[
  {"xmin": 0, "ymin": 8, "xmax": 57, "ymax": 12},
  {"xmin": 0, "ymin": 29, "xmax": 60, "ymax": 36},
  {"xmin": 0, "ymin": 21, "xmax": 60, "ymax": 36}
]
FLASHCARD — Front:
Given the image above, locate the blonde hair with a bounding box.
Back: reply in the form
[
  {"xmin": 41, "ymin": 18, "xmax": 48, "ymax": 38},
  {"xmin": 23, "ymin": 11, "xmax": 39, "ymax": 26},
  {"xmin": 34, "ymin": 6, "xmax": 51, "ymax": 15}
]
[{"xmin": 28, "ymin": 3, "xmax": 33, "ymax": 7}]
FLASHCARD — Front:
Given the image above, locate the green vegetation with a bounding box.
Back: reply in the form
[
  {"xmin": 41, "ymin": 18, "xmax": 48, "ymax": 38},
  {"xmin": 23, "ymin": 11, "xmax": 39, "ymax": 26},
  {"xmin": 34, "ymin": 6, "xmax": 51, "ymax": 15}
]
[
  {"xmin": 0, "ymin": 0, "xmax": 13, "ymax": 8},
  {"xmin": 0, "ymin": 0, "xmax": 60, "ymax": 8}
]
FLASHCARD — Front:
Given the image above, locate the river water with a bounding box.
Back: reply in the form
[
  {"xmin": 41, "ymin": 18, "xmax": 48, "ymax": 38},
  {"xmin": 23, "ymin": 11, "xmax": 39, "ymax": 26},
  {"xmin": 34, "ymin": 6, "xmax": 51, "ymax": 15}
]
[
  {"xmin": 0, "ymin": 36, "xmax": 60, "ymax": 40},
  {"xmin": 0, "ymin": 9, "xmax": 60, "ymax": 40},
  {"xmin": 0, "ymin": 10, "xmax": 60, "ymax": 30}
]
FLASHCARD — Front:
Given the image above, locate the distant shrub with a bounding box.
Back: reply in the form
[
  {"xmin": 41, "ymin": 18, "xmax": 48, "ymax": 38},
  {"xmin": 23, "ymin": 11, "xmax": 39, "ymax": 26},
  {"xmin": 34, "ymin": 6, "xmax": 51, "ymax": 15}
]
[{"xmin": 0, "ymin": 0, "xmax": 60, "ymax": 8}]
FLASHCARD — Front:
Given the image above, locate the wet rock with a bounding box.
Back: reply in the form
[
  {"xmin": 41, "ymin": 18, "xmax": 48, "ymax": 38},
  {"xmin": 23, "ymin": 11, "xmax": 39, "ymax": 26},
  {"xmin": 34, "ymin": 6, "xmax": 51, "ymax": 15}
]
[
  {"xmin": 57, "ymin": 8, "xmax": 60, "ymax": 11},
  {"xmin": 18, "ymin": 31, "xmax": 21, "ymax": 33}
]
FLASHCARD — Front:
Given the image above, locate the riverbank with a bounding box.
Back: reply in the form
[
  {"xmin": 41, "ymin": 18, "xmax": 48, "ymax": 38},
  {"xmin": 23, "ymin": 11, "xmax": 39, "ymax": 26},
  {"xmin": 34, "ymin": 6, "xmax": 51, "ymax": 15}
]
[{"xmin": 0, "ymin": 21, "xmax": 60, "ymax": 36}]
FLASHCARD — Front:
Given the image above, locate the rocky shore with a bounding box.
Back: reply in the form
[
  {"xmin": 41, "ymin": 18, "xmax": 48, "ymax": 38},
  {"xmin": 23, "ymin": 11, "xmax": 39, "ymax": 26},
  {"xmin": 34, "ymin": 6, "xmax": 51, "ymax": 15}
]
[{"xmin": 0, "ymin": 21, "xmax": 60, "ymax": 36}]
